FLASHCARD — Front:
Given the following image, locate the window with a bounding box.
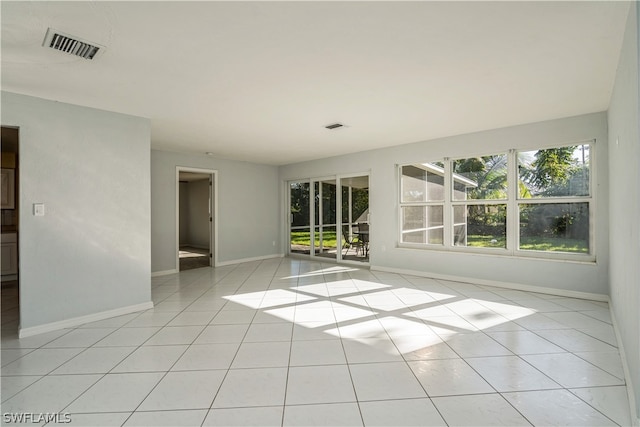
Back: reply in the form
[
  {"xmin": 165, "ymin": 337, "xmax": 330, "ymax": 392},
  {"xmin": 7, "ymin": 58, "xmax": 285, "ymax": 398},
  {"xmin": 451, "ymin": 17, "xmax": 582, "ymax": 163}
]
[
  {"xmin": 289, "ymin": 174, "xmax": 370, "ymax": 263},
  {"xmin": 452, "ymin": 155, "xmax": 508, "ymax": 249},
  {"xmin": 400, "ymin": 163, "xmax": 444, "ymax": 245},
  {"xmin": 517, "ymin": 144, "xmax": 590, "ymax": 254},
  {"xmin": 399, "ymin": 142, "xmax": 593, "ymax": 259}
]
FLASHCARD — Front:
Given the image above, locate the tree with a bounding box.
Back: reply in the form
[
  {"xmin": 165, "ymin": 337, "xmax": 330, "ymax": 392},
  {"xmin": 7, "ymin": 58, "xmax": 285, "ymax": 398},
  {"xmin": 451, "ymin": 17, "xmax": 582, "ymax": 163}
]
[
  {"xmin": 453, "ymin": 155, "xmax": 508, "ymax": 238},
  {"xmin": 290, "ymin": 182, "xmax": 310, "ymax": 227},
  {"xmin": 453, "ymin": 155, "xmax": 508, "ymax": 200},
  {"xmin": 518, "ymin": 146, "xmax": 589, "ymax": 243},
  {"xmin": 527, "ymin": 146, "xmax": 577, "ymax": 191}
]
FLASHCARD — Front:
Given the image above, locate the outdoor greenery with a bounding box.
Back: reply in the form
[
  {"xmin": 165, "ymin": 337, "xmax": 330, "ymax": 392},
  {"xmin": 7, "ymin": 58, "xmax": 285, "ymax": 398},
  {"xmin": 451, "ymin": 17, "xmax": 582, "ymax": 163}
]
[
  {"xmin": 292, "ymin": 146, "xmax": 590, "ymax": 255},
  {"xmin": 290, "ymin": 181, "xmax": 368, "ymax": 251},
  {"xmin": 454, "ymin": 155, "xmax": 508, "ymax": 200},
  {"xmin": 290, "ymin": 182, "xmax": 368, "ymax": 227},
  {"xmin": 519, "ymin": 236, "xmax": 588, "ymax": 253},
  {"xmin": 467, "ymin": 235, "xmax": 506, "ymax": 248},
  {"xmin": 466, "ymin": 235, "xmax": 588, "ymax": 253},
  {"xmin": 453, "ymin": 146, "xmax": 589, "ymax": 252},
  {"xmin": 290, "ymin": 231, "xmax": 339, "ymax": 248},
  {"xmin": 519, "ymin": 146, "xmax": 589, "ymax": 250}
]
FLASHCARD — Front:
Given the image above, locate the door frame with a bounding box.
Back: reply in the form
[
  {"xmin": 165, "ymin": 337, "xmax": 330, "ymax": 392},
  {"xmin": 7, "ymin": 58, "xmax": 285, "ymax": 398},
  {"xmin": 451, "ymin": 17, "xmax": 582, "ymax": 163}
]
[
  {"xmin": 175, "ymin": 166, "xmax": 218, "ymax": 271},
  {"xmin": 336, "ymin": 172, "xmax": 370, "ymax": 266},
  {"xmin": 286, "ymin": 179, "xmax": 311, "ymax": 258},
  {"xmin": 285, "ymin": 171, "xmax": 370, "ymax": 265},
  {"xmin": 311, "ymin": 175, "xmax": 338, "ymax": 260}
]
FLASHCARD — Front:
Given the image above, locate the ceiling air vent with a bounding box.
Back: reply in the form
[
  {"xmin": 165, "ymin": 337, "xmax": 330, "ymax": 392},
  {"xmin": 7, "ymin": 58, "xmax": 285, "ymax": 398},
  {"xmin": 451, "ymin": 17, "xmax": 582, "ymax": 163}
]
[
  {"xmin": 42, "ymin": 28, "xmax": 103, "ymax": 60},
  {"xmin": 325, "ymin": 123, "xmax": 345, "ymax": 130}
]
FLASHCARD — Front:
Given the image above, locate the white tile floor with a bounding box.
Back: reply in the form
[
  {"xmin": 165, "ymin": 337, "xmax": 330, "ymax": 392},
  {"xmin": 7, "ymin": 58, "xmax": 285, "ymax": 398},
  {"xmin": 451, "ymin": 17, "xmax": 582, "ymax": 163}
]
[{"xmin": 0, "ymin": 258, "xmax": 632, "ymax": 426}]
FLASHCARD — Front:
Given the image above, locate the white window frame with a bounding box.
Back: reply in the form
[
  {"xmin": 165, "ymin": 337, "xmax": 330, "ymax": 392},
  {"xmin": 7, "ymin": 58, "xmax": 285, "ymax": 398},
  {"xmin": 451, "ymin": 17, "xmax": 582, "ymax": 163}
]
[
  {"xmin": 398, "ymin": 140, "xmax": 595, "ymax": 262},
  {"xmin": 514, "ymin": 142, "xmax": 594, "ymax": 261},
  {"xmin": 286, "ymin": 171, "xmax": 371, "ymax": 265},
  {"xmin": 398, "ymin": 163, "xmax": 446, "ymax": 247}
]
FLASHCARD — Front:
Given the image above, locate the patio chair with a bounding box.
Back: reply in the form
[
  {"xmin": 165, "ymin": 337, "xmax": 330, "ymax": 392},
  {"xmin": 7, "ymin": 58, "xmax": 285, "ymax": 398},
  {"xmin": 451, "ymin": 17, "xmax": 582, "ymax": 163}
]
[
  {"xmin": 342, "ymin": 225, "xmax": 358, "ymax": 256},
  {"xmin": 357, "ymin": 223, "xmax": 369, "ymax": 257}
]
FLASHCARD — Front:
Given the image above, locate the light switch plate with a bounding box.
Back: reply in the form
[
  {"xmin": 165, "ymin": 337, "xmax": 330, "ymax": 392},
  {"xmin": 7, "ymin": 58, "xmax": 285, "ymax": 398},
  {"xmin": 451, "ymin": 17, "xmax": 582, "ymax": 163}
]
[{"xmin": 33, "ymin": 203, "xmax": 45, "ymax": 216}]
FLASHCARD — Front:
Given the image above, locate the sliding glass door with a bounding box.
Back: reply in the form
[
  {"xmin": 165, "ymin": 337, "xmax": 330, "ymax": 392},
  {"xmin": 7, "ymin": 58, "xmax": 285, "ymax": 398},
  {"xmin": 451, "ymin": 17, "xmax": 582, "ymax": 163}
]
[
  {"xmin": 314, "ymin": 179, "xmax": 338, "ymax": 260},
  {"xmin": 289, "ymin": 181, "xmax": 311, "ymax": 255},
  {"xmin": 341, "ymin": 175, "xmax": 369, "ymax": 263},
  {"xmin": 288, "ymin": 174, "xmax": 369, "ymax": 264}
]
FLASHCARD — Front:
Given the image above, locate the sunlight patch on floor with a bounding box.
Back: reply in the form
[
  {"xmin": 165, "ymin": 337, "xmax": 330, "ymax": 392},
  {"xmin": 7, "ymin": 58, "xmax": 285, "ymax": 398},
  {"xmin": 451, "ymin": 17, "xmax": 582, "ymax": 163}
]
[{"xmin": 222, "ymin": 271, "xmax": 537, "ymax": 356}]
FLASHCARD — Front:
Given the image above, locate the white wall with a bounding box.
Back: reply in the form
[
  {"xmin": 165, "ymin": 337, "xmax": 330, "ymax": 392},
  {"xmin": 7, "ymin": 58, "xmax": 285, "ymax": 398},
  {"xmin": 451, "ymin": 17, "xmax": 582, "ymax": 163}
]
[
  {"xmin": 151, "ymin": 150, "xmax": 280, "ymax": 272},
  {"xmin": 280, "ymin": 112, "xmax": 609, "ymax": 296},
  {"xmin": 1, "ymin": 92, "xmax": 152, "ymax": 330},
  {"xmin": 608, "ymin": 2, "xmax": 640, "ymax": 422}
]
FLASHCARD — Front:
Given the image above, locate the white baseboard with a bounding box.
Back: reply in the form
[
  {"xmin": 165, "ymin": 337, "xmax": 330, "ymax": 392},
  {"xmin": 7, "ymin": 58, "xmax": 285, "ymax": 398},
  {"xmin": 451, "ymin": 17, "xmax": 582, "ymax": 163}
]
[
  {"xmin": 18, "ymin": 301, "xmax": 154, "ymax": 338},
  {"xmin": 610, "ymin": 308, "xmax": 639, "ymax": 426},
  {"xmin": 151, "ymin": 269, "xmax": 178, "ymax": 277},
  {"xmin": 371, "ymin": 265, "xmax": 609, "ymax": 302},
  {"xmin": 216, "ymin": 253, "xmax": 284, "ymax": 267},
  {"xmin": 152, "ymin": 254, "xmax": 284, "ymax": 274}
]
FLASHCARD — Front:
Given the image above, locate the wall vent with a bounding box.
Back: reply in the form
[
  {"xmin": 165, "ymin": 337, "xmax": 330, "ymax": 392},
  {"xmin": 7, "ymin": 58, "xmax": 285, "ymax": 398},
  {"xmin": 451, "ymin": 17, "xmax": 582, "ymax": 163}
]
[
  {"xmin": 42, "ymin": 28, "xmax": 104, "ymax": 60},
  {"xmin": 325, "ymin": 123, "xmax": 345, "ymax": 130}
]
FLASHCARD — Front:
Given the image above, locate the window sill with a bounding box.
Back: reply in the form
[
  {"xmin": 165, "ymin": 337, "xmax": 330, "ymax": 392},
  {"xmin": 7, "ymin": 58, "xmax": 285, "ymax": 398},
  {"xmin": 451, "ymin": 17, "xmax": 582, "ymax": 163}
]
[{"xmin": 396, "ymin": 243, "xmax": 597, "ymax": 265}]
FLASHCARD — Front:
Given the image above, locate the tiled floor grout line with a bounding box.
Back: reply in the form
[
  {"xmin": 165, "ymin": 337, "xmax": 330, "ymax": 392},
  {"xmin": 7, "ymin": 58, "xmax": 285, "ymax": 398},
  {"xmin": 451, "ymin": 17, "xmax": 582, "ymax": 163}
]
[
  {"xmin": 334, "ymin": 271, "xmax": 367, "ymax": 427},
  {"xmin": 56, "ymin": 263, "xmax": 243, "ymax": 426},
  {"xmin": 360, "ymin": 270, "xmax": 454, "ymax": 426},
  {"xmin": 1, "ymin": 258, "xmax": 631, "ymax": 426},
  {"xmin": 55, "ymin": 282, "xmax": 210, "ymax": 424},
  {"xmin": 362, "ymin": 269, "xmax": 624, "ymax": 426},
  {"xmin": 198, "ymin": 261, "xmax": 277, "ymax": 427},
  {"xmin": 280, "ymin": 283, "xmax": 300, "ymax": 424},
  {"xmin": 278, "ymin": 257, "xmax": 300, "ymax": 427},
  {"xmin": 116, "ymin": 336, "xmax": 199, "ymax": 426},
  {"xmin": 563, "ymin": 390, "xmax": 625, "ymax": 427}
]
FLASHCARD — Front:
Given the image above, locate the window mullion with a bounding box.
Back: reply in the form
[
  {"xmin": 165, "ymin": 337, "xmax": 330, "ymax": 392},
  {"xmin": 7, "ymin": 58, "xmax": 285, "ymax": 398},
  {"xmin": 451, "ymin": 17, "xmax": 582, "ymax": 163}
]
[
  {"xmin": 507, "ymin": 149, "xmax": 518, "ymax": 253},
  {"xmin": 443, "ymin": 158, "xmax": 452, "ymax": 248},
  {"xmin": 397, "ymin": 165, "xmax": 402, "ymax": 245},
  {"xmin": 337, "ymin": 178, "xmax": 343, "ymax": 262},
  {"xmin": 398, "ymin": 142, "xmax": 593, "ymax": 259},
  {"xmin": 310, "ymin": 181, "xmax": 316, "ymax": 255}
]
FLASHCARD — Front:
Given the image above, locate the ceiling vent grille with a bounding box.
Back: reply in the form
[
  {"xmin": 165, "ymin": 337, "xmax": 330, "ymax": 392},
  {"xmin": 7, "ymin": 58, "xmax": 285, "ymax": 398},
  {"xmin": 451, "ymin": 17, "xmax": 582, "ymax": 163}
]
[
  {"xmin": 325, "ymin": 123, "xmax": 345, "ymax": 130},
  {"xmin": 42, "ymin": 28, "xmax": 103, "ymax": 60}
]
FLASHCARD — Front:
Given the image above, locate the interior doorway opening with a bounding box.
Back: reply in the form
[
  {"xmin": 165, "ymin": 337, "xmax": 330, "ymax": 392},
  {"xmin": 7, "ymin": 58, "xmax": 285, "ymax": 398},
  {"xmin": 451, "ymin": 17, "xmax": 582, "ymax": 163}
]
[
  {"xmin": 1, "ymin": 126, "xmax": 20, "ymax": 332},
  {"xmin": 176, "ymin": 168, "xmax": 217, "ymax": 271}
]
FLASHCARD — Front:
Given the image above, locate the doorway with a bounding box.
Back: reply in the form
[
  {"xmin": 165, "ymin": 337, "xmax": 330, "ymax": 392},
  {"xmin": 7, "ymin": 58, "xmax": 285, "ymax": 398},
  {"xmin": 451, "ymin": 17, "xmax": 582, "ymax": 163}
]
[
  {"xmin": 176, "ymin": 168, "xmax": 217, "ymax": 271},
  {"xmin": 1, "ymin": 126, "xmax": 20, "ymax": 331},
  {"xmin": 340, "ymin": 175, "xmax": 369, "ymax": 263},
  {"xmin": 288, "ymin": 173, "xmax": 369, "ymax": 264}
]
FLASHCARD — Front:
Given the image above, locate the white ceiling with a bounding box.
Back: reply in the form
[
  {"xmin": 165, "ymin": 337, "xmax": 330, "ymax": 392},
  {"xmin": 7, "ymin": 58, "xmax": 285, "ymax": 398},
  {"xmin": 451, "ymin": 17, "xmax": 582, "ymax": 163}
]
[{"xmin": 1, "ymin": 1, "xmax": 630, "ymax": 166}]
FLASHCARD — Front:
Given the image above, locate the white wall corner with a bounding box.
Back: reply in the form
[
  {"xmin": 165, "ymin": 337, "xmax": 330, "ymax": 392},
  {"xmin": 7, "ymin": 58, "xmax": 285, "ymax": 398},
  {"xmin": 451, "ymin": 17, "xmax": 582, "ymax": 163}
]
[
  {"xmin": 18, "ymin": 301, "xmax": 154, "ymax": 338},
  {"xmin": 610, "ymin": 309, "xmax": 639, "ymax": 426}
]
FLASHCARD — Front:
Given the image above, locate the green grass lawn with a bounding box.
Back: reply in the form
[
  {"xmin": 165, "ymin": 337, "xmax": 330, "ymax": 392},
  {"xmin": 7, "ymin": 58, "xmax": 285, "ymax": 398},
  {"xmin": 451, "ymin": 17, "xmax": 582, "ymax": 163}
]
[
  {"xmin": 467, "ymin": 235, "xmax": 506, "ymax": 248},
  {"xmin": 292, "ymin": 231, "xmax": 588, "ymax": 253},
  {"xmin": 290, "ymin": 231, "xmax": 339, "ymax": 248},
  {"xmin": 467, "ymin": 234, "xmax": 587, "ymax": 253},
  {"xmin": 519, "ymin": 236, "xmax": 588, "ymax": 253}
]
